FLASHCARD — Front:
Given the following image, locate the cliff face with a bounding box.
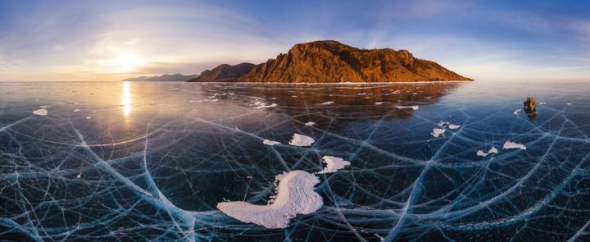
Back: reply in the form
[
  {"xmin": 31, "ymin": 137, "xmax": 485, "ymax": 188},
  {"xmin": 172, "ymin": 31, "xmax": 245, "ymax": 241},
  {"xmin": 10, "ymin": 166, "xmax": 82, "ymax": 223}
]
[
  {"xmin": 238, "ymin": 40, "xmax": 471, "ymax": 83},
  {"xmin": 188, "ymin": 62, "xmax": 255, "ymax": 82}
]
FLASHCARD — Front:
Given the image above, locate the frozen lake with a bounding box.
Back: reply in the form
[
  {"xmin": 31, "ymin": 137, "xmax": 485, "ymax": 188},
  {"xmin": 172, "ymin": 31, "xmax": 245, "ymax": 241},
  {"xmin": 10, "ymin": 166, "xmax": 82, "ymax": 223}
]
[{"xmin": 1, "ymin": 81, "xmax": 589, "ymax": 241}]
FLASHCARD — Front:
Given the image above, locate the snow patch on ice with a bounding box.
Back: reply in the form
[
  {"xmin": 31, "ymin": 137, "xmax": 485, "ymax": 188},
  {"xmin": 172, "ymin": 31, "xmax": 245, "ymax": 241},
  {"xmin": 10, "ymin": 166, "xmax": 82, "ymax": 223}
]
[
  {"xmin": 476, "ymin": 147, "xmax": 498, "ymax": 157},
  {"xmin": 217, "ymin": 170, "xmax": 323, "ymax": 229},
  {"xmin": 448, "ymin": 124, "xmax": 461, "ymax": 130},
  {"xmin": 514, "ymin": 109, "xmax": 522, "ymax": 115},
  {"xmin": 375, "ymin": 102, "xmax": 383, "ymax": 105},
  {"xmin": 33, "ymin": 108, "xmax": 48, "ymax": 116},
  {"xmin": 255, "ymin": 103, "xmax": 278, "ymax": 109},
  {"xmin": 305, "ymin": 121, "xmax": 315, "ymax": 126},
  {"xmin": 503, "ymin": 141, "xmax": 526, "ymax": 150},
  {"xmin": 73, "ymin": 109, "xmax": 80, "ymax": 113},
  {"xmin": 396, "ymin": 105, "xmax": 419, "ymax": 110},
  {"xmin": 263, "ymin": 139, "xmax": 281, "ymax": 146},
  {"xmin": 319, "ymin": 101, "xmax": 334, "ymax": 106},
  {"xmin": 317, "ymin": 156, "xmax": 350, "ymax": 174},
  {"xmin": 289, "ymin": 133, "xmax": 315, "ymax": 147},
  {"xmin": 431, "ymin": 128, "xmax": 446, "ymax": 138}
]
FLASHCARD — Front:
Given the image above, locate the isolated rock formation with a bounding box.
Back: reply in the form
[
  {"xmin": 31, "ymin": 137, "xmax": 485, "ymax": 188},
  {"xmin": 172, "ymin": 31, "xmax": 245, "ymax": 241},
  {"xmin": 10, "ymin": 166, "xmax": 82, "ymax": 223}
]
[
  {"xmin": 524, "ymin": 97, "xmax": 537, "ymax": 113},
  {"xmin": 238, "ymin": 40, "xmax": 471, "ymax": 83},
  {"xmin": 188, "ymin": 63, "xmax": 255, "ymax": 82}
]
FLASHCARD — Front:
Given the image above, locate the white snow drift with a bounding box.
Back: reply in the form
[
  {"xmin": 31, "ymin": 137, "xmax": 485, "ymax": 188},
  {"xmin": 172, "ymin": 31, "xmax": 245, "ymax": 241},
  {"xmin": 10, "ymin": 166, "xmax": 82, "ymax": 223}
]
[
  {"xmin": 217, "ymin": 170, "xmax": 323, "ymax": 229},
  {"xmin": 317, "ymin": 156, "xmax": 350, "ymax": 174},
  {"xmin": 289, "ymin": 133, "xmax": 315, "ymax": 147}
]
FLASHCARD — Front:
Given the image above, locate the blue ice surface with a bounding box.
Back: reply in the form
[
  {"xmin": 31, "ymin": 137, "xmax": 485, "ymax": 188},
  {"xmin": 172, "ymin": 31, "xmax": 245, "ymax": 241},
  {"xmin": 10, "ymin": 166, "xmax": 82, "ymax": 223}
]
[{"xmin": 0, "ymin": 80, "xmax": 589, "ymax": 241}]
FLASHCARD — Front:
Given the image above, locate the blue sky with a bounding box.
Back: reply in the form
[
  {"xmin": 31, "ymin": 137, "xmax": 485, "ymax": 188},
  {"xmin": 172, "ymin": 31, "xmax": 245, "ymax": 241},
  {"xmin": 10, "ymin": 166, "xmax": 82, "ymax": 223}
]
[{"xmin": 0, "ymin": 0, "xmax": 589, "ymax": 81}]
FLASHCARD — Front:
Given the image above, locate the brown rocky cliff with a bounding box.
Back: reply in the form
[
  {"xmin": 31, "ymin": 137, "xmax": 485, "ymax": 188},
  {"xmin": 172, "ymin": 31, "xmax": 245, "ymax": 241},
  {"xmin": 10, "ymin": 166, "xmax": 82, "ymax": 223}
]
[{"xmin": 238, "ymin": 40, "xmax": 471, "ymax": 83}]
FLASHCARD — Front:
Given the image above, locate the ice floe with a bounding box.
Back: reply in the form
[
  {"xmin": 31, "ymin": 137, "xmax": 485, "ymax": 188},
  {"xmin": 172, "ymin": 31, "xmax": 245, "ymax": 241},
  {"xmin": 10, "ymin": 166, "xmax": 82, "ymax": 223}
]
[
  {"xmin": 289, "ymin": 133, "xmax": 315, "ymax": 147},
  {"xmin": 395, "ymin": 105, "xmax": 419, "ymax": 110},
  {"xmin": 317, "ymin": 156, "xmax": 350, "ymax": 174},
  {"xmin": 217, "ymin": 170, "xmax": 323, "ymax": 229},
  {"xmin": 476, "ymin": 147, "xmax": 498, "ymax": 157},
  {"xmin": 503, "ymin": 141, "xmax": 526, "ymax": 150},
  {"xmin": 263, "ymin": 139, "xmax": 281, "ymax": 146},
  {"xmin": 431, "ymin": 128, "xmax": 446, "ymax": 138},
  {"xmin": 33, "ymin": 108, "xmax": 48, "ymax": 116},
  {"xmin": 305, "ymin": 122, "xmax": 315, "ymax": 126}
]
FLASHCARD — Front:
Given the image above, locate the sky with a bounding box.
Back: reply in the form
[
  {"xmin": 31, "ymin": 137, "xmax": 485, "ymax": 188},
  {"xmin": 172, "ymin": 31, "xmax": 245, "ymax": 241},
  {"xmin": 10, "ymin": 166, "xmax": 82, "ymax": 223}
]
[{"xmin": 0, "ymin": 0, "xmax": 589, "ymax": 82}]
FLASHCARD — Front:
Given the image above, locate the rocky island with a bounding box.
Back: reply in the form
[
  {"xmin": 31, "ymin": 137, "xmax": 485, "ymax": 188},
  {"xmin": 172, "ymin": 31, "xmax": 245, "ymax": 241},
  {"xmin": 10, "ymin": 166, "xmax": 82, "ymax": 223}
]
[{"xmin": 189, "ymin": 40, "xmax": 471, "ymax": 83}]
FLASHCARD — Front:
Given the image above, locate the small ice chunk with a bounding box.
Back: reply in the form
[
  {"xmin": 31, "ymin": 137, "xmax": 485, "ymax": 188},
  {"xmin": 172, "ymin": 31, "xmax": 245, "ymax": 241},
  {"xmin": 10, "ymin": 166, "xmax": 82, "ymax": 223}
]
[
  {"xmin": 33, "ymin": 108, "xmax": 48, "ymax": 116},
  {"xmin": 476, "ymin": 147, "xmax": 498, "ymax": 157},
  {"xmin": 289, "ymin": 133, "xmax": 315, "ymax": 147},
  {"xmin": 317, "ymin": 156, "xmax": 350, "ymax": 174},
  {"xmin": 375, "ymin": 102, "xmax": 383, "ymax": 105},
  {"xmin": 76, "ymin": 173, "xmax": 82, "ymax": 179},
  {"xmin": 392, "ymin": 90, "xmax": 401, "ymax": 94},
  {"xmin": 305, "ymin": 122, "xmax": 315, "ymax": 126},
  {"xmin": 217, "ymin": 170, "xmax": 323, "ymax": 229},
  {"xmin": 567, "ymin": 103, "xmax": 572, "ymax": 105},
  {"xmin": 73, "ymin": 108, "xmax": 80, "ymax": 113},
  {"xmin": 503, "ymin": 141, "xmax": 526, "ymax": 150},
  {"xmin": 319, "ymin": 101, "xmax": 334, "ymax": 105},
  {"xmin": 539, "ymin": 102, "xmax": 547, "ymax": 105},
  {"xmin": 437, "ymin": 121, "xmax": 449, "ymax": 127},
  {"xmin": 514, "ymin": 109, "xmax": 522, "ymax": 115},
  {"xmin": 263, "ymin": 139, "xmax": 281, "ymax": 146},
  {"xmin": 86, "ymin": 116, "xmax": 92, "ymax": 120},
  {"xmin": 396, "ymin": 105, "xmax": 419, "ymax": 110},
  {"xmin": 255, "ymin": 103, "xmax": 278, "ymax": 109},
  {"xmin": 448, "ymin": 124, "xmax": 461, "ymax": 130},
  {"xmin": 431, "ymin": 128, "xmax": 446, "ymax": 138}
]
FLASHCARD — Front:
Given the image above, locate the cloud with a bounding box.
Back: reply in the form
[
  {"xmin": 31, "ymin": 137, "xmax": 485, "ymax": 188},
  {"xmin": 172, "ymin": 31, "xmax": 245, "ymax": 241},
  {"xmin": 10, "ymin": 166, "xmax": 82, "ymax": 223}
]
[{"xmin": 52, "ymin": 44, "xmax": 66, "ymax": 51}]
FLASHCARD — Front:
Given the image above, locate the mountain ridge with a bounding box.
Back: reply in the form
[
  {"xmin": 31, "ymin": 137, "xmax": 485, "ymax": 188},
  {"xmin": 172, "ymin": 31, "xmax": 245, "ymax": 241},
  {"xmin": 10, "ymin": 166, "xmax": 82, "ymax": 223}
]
[
  {"xmin": 124, "ymin": 73, "xmax": 198, "ymax": 82},
  {"xmin": 187, "ymin": 62, "xmax": 255, "ymax": 82},
  {"xmin": 238, "ymin": 40, "xmax": 471, "ymax": 82}
]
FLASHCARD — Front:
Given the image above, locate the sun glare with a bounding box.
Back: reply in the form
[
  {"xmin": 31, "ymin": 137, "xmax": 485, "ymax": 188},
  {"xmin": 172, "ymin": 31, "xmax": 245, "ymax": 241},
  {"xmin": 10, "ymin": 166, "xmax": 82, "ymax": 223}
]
[{"xmin": 107, "ymin": 53, "xmax": 144, "ymax": 73}]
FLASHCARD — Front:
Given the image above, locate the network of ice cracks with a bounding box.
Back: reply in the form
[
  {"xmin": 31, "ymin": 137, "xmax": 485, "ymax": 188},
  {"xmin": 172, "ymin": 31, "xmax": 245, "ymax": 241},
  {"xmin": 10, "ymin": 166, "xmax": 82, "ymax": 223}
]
[{"xmin": 1, "ymin": 82, "xmax": 590, "ymax": 241}]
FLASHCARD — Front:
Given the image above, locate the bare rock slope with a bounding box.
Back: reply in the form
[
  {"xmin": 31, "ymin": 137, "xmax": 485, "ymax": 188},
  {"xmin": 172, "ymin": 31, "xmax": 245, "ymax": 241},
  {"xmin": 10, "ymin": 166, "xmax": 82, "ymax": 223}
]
[{"xmin": 239, "ymin": 40, "xmax": 471, "ymax": 82}]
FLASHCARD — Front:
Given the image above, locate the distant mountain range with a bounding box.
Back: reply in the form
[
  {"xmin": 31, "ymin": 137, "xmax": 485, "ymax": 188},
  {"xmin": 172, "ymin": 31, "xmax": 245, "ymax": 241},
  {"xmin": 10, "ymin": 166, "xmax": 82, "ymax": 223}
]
[
  {"xmin": 187, "ymin": 63, "xmax": 254, "ymax": 82},
  {"xmin": 123, "ymin": 74, "xmax": 198, "ymax": 82},
  {"xmin": 126, "ymin": 40, "xmax": 471, "ymax": 83}
]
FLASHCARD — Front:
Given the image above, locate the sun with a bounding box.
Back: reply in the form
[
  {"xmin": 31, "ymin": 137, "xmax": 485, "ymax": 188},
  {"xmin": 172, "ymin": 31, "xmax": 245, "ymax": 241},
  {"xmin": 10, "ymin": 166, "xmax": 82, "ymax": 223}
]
[{"xmin": 107, "ymin": 53, "xmax": 144, "ymax": 73}]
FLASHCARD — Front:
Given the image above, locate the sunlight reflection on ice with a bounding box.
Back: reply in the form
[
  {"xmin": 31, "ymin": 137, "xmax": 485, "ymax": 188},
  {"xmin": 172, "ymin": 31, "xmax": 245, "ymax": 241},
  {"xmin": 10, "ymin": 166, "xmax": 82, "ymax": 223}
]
[{"xmin": 122, "ymin": 81, "xmax": 132, "ymax": 117}]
